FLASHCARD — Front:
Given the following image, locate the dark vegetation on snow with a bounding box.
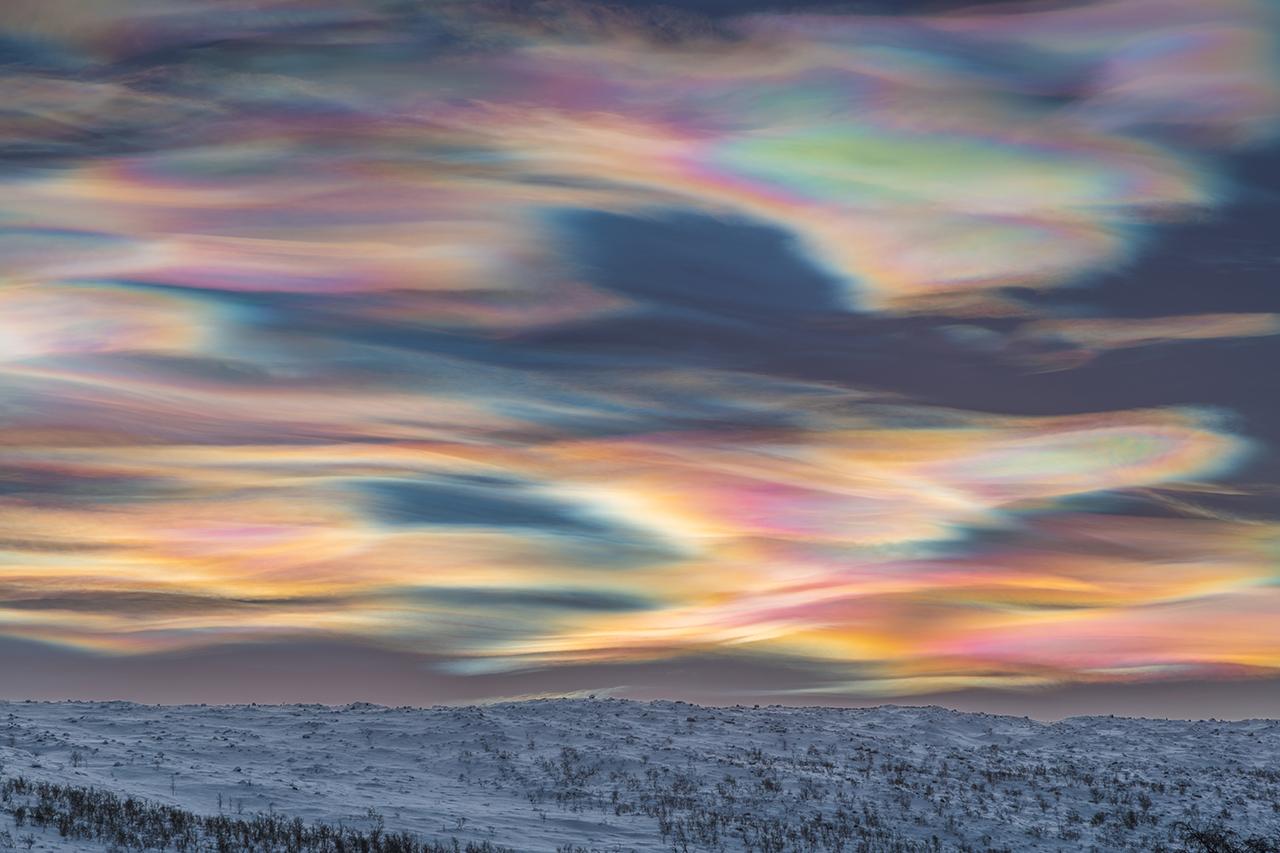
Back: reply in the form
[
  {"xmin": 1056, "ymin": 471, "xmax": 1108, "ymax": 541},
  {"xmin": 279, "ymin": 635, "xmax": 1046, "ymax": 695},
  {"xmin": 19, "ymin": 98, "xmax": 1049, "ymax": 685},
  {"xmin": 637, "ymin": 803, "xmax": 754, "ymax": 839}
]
[
  {"xmin": 0, "ymin": 766, "xmax": 1276, "ymax": 853},
  {"xmin": 0, "ymin": 775, "xmax": 514, "ymax": 853}
]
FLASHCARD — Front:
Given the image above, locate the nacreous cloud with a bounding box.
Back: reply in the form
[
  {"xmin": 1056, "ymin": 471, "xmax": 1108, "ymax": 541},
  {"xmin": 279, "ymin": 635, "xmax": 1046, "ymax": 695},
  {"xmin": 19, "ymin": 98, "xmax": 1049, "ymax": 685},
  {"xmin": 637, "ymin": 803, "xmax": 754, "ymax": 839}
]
[{"xmin": 0, "ymin": 0, "xmax": 1277, "ymax": 699}]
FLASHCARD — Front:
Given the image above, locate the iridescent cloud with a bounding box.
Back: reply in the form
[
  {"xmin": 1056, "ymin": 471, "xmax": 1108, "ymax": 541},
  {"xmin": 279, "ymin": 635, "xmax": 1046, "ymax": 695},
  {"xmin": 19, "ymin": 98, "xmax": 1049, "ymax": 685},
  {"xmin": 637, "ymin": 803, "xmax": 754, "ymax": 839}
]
[{"xmin": 0, "ymin": 0, "xmax": 1277, "ymax": 702}]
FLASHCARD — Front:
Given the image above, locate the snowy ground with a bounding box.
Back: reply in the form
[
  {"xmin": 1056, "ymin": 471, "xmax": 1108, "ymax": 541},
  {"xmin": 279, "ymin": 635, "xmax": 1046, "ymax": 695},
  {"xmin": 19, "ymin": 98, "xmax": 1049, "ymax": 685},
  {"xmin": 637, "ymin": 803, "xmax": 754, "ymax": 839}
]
[{"xmin": 0, "ymin": 698, "xmax": 1275, "ymax": 851}]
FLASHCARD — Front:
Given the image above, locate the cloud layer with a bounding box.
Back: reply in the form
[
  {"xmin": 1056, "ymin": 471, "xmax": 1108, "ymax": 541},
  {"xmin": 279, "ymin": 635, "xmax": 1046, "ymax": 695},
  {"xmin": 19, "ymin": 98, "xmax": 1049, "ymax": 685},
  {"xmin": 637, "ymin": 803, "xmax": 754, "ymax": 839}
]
[{"xmin": 1, "ymin": 0, "xmax": 1278, "ymax": 701}]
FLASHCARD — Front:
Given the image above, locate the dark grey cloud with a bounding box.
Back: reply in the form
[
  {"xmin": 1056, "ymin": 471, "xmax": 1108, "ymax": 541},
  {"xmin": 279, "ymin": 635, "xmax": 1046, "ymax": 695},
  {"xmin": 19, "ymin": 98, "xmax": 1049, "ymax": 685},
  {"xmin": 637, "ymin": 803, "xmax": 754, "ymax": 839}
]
[
  {"xmin": 398, "ymin": 586, "xmax": 657, "ymax": 612},
  {"xmin": 364, "ymin": 477, "xmax": 613, "ymax": 533},
  {"xmin": 558, "ymin": 210, "xmax": 845, "ymax": 315}
]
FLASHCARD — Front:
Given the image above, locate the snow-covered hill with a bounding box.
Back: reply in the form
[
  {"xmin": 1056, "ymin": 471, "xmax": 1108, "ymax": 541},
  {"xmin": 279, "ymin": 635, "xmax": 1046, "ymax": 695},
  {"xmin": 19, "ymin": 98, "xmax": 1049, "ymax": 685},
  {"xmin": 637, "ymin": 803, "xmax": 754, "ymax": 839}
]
[{"xmin": 0, "ymin": 698, "xmax": 1275, "ymax": 852}]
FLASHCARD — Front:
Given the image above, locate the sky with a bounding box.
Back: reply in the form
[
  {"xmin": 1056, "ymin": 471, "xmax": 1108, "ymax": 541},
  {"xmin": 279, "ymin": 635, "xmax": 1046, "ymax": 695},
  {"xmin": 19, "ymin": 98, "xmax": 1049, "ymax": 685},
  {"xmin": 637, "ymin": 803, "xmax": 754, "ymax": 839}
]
[{"xmin": 0, "ymin": 0, "xmax": 1278, "ymax": 718}]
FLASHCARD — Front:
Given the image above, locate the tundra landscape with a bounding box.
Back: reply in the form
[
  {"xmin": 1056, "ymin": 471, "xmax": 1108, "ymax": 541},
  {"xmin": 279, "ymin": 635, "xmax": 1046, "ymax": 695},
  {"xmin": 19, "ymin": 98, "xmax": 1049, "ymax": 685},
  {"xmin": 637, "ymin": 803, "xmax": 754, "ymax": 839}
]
[
  {"xmin": 0, "ymin": 700, "xmax": 1275, "ymax": 852},
  {"xmin": 2, "ymin": 0, "xmax": 1279, "ymax": 850}
]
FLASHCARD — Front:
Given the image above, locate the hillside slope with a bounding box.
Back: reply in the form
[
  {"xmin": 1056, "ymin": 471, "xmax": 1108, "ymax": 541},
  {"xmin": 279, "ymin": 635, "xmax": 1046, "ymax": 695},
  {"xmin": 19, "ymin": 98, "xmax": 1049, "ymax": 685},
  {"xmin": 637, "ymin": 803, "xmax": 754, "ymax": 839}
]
[{"xmin": 0, "ymin": 699, "xmax": 1276, "ymax": 851}]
